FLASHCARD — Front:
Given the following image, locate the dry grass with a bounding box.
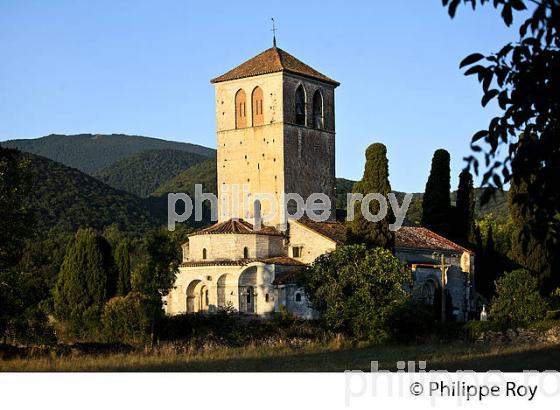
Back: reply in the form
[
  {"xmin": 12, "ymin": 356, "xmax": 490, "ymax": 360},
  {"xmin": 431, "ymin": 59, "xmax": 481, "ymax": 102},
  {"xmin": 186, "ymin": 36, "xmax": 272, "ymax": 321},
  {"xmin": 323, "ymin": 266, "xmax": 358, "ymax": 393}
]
[{"xmin": 2, "ymin": 340, "xmax": 560, "ymax": 372}]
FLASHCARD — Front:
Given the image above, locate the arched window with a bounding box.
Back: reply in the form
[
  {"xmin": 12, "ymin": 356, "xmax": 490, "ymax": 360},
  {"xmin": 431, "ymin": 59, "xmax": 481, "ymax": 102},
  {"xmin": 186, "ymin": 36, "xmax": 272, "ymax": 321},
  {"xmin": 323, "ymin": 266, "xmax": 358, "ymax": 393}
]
[
  {"xmin": 235, "ymin": 89, "xmax": 247, "ymax": 129},
  {"xmin": 202, "ymin": 248, "xmax": 207, "ymax": 260},
  {"xmin": 243, "ymin": 247, "xmax": 249, "ymax": 259},
  {"xmin": 295, "ymin": 292, "xmax": 302, "ymax": 302},
  {"xmin": 295, "ymin": 85, "xmax": 306, "ymax": 126},
  {"xmin": 252, "ymin": 86, "xmax": 264, "ymax": 126},
  {"xmin": 312, "ymin": 90, "xmax": 324, "ymax": 129}
]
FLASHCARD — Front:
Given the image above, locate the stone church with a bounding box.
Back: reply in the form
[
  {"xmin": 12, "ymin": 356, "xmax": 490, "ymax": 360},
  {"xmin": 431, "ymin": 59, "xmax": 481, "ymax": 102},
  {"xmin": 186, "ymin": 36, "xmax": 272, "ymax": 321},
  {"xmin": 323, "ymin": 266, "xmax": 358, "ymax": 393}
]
[{"xmin": 164, "ymin": 45, "xmax": 476, "ymax": 321}]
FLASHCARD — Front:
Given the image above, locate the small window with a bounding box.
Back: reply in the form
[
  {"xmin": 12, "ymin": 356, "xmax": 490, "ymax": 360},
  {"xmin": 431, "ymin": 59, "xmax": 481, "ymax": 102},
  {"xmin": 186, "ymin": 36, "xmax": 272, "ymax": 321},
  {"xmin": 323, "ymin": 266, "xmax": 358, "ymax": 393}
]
[
  {"xmin": 312, "ymin": 90, "xmax": 324, "ymax": 130},
  {"xmin": 205, "ymin": 289, "xmax": 209, "ymax": 306},
  {"xmin": 202, "ymin": 248, "xmax": 207, "ymax": 260},
  {"xmin": 243, "ymin": 247, "xmax": 249, "ymax": 259},
  {"xmin": 295, "ymin": 292, "xmax": 302, "ymax": 302},
  {"xmin": 292, "ymin": 246, "xmax": 302, "ymax": 258},
  {"xmin": 252, "ymin": 86, "xmax": 264, "ymax": 126},
  {"xmin": 235, "ymin": 89, "xmax": 247, "ymax": 129},
  {"xmin": 295, "ymin": 85, "xmax": 306, "ymax": 125},
  {"xmin": 265, "ymin": 293, "xmax": 269, "ymax": 302}
]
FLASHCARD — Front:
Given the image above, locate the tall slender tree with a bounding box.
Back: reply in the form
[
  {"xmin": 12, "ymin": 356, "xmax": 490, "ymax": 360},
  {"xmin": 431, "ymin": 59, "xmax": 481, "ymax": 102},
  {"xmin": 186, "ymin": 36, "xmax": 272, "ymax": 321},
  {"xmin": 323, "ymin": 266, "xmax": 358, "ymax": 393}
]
[
  {"xmin": 509, "ymin": 172, "xmax": 559, "ymax": 293},
  {"xmin": 114, "ymin": 239, "xmax": 132, "ymax": 296},
  {"xmin": 454, "ymin": 170, "xmax": 476, "ymax": 245},
  {"xmin": 349, "ymin": 143, "xmax": 394, "ymax": 249},
  {"xmin": 422, "ymin": 149, "xmax": 452, "ymax": 237},
  {"xmin": 53, "ymin": 228, "xmax": 114, "ymax": 334}
]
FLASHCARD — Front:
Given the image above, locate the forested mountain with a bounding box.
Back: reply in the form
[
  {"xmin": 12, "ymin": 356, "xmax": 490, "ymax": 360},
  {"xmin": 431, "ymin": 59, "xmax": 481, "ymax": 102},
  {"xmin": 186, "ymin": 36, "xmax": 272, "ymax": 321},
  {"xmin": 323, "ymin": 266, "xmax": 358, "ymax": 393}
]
[
  {"xmin": 152, "ymin": 158, "xmax": 217, "ymax": 197},
  {"xmin": 22, "ymin": 152, "xmax": 159, "ymax": 232},
  {"xmin": 2, "ymin": 134, "xmax": 215, "ymax": 174},
  {"xmin": 94, "ymin": 149, "xmax": 208, "ymax": 197}
]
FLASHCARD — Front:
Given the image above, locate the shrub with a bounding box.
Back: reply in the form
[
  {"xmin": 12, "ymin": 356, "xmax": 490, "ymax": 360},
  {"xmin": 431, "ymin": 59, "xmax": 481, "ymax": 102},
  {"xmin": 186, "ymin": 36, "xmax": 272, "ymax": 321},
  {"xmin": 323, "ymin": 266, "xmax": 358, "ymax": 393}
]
[
  {"xmin": 386, "ymin": 301, "xmax": 437, "ymax": 343},
  {"xmin": 102, "ymin": 293, "xmax": 154, "ymax": 344},
  {"xmin": 299, "ymin": 244, "xmax": 412, "ymax": 341},
  {"xmin": 462, "ymin": 320, "xmax": 507, "ymax": 341},
  {"xmin": 491, "ymin": 269, "xmax": 548, "ymax": 325},
  {"xmin": 545, "ymin": 310, "xmax": 560, "ymax": 320}
]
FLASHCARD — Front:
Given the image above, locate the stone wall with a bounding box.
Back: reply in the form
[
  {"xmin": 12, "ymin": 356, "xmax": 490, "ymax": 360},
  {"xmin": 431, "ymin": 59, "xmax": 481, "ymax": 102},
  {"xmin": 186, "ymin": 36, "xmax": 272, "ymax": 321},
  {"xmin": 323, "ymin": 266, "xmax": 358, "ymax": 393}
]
[
  {"xmin": 288, "ymin": 220, "xmax": 337, "ymax": 264},
  {"xmin": 187, "ymin": 233, "xmax": 285, "ymax": 262}
]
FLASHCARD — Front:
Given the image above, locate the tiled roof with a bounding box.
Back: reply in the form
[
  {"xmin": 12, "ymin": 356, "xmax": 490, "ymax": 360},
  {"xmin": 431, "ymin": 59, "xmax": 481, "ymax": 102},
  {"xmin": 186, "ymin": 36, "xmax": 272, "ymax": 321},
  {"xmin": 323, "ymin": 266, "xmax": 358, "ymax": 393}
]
[
  {"xmin": 273, "ymin": 269, "xmax": 303, "ymax": 286},
  {"xmin": 210, "ymin": 47, "xmax": 339, "ymax": 86},
  {"xmin": 395, "ymin": 226, "xmax": 471, "ymax": 253},
  {"xmin": 180, "ymin": 257, "xmax": 303, "ymax": 268},
  {"xmin": 293, "ymin": 219, "xmax": 347, "ymax": 244},
  {"xmin": 190, "ymin": 219, "xmax": 282, "ymax": 237},
  {"xmin": 262, "ymin": 256, "xmax": 305, "ymax": 266}
]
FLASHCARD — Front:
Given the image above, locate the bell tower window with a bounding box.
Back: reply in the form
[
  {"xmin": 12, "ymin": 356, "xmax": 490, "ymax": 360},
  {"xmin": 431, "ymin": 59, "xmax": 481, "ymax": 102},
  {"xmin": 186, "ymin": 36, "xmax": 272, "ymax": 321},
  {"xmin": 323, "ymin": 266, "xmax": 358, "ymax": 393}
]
[
  {"xmin": 312, "ymin": 90, "xmax": 324, "ymax": 130},
  {"xmin": 295, "ymin": 85, "xmax": 306, "ymax": 126},
  {"xmin": 235, "ymin": 89, "xmax": 247, "ymax": 129},
  {"xmin": 252, "ymin": 86, "xmax": 264, "ymax": 126}
]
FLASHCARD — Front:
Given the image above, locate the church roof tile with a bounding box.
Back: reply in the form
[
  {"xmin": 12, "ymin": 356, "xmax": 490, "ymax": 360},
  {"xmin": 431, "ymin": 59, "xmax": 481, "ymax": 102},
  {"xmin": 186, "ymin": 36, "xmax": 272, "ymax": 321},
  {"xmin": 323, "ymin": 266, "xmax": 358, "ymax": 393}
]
[
  {"xmin": 210, "ymin": 47, "xmax": 339, "ymax": 86},
  {"xmin": 395, "ymin": 226, "xmax": 471, "ymax": 253},
  {"xmin": 190, "ymin": 219, "xmax": 283, "ymax": 237}
]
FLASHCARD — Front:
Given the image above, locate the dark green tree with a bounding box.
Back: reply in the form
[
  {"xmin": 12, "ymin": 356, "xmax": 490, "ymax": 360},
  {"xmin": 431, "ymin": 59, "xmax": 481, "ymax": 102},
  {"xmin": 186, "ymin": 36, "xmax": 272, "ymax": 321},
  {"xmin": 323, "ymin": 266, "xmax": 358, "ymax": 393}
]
[
  {"xmin": 114, "ymin": 239, "xmax": 132, "ymax": 296},
  {"xmin": 454, "ymin": 170, "xmax": 476, "ymax": 245},
  {"xmin": 298, "ymin": 244, "xmax": 412, "ymax": 340},
  {"xmin": 53, "ymin": 228, "xmax": 114, "ymax": 336},
  {"xmin": 422, "ymin": 149, "xmax": 452, "ymax": 237},
  {"xmin": 131, "ymin": 228, "xmax": 180, "ymax": 344},
  {"xmin": 444, "ymin": 0, "xmax": 560, "ymax": 262},
  {"xmin": 0, "ymin": 146, "xmax": 35, "ymax": 342},
  {"xmin": 348, "ymin": 143, "xmax": 394, "ymax": 249},
  {"xmin": 509, "ymin": 170, "xmax": 559, "ymax": 292},
  {"xmin": 491, "ymin": 268, "xmax": 548, "ymax": 324},
  {"xmin": 0, "ymin": 146, "xmax": 33, "ymax": 271}
]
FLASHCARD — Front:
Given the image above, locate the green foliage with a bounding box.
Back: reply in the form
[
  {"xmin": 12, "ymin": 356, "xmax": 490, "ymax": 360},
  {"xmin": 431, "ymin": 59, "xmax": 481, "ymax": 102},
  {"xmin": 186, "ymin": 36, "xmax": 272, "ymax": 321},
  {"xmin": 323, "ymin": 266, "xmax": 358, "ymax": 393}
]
[
  {"xmin": 2, "ymin": 133, "xmax": 215, "ymax": 175},
  {"xmin": 386, "ymin": 301, "xmax": 437, "ymax": 343},
  {"xmin": 102, "ymin": 293, "xmax": 155, "ymax": 344},
  {"xmin": 131, "ymin": 228, "xmax": 180, "ymax": 299},
  {"xmin": 299, "ymin": 244, "xmax": 412, "ymax": 340},
  {"xmin": 0, "ymin": 146, "xmax": 34, "ymax": 271},
  {"xmin": 22, "ymin": 152, "xmax": 159, "ymax": 232},
  {"xmin": 114, "ymin": 239, "xmax": 132, "ymax": 296},
  {"xmin": 545, "ymin": 310, "xmax": 560, "ymax": 320},
  {"xmin": 152, "ymin": 158, "xmax": 217, "ymax": 197},
  {"xmin": 491, "ymin": 269, "xmax": 548, "ymax": 325},
  {"xmin": 509, "ymin": 170, "xmax": 559, "ymax": 292},
  {"xmin": 0, "ymin": 145, "xmax": 38, "ymax": 340},
  {"xmin": 53, "ymin": 229, "xmax": 116, "ymax": 337},
  {"xmin": 454, "ymin": 170, "xmax": 476, "ymax": 245},
  {"xmin": 462, "ymin": 320, "xmax": 508, "ymax": 340},
  {"xmin": 94, "ymin": 149, "xmax": 207, "ymax": 197},
  {"xmin": 348, "ymin": 143, "xmax": 394, "ymax": 249},
  {"xmin": 473, "ymin": 213, "xmax": 516, "ymax": 298},
  {"xmin": 422, "ymin": 149, "xmax": 452, "ymax": 237},
  {"xmin": 445, "ymin": 0, "xmax": 560, "ymax": 282}
]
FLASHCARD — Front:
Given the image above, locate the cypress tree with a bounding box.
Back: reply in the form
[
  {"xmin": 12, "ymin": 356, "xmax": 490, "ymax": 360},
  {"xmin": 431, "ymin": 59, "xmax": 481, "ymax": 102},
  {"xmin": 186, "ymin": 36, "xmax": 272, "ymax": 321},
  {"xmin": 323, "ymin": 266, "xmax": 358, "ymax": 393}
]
[
  {"xmin": 349, "ymin": 143, "xmax": 394, "ymax": 249},
  {"xmin": 509, "ymin": 175, "xmax": 557, "ymax": 291},
  {"xmin": 53, "ymin": 228, "xmax": 111, "ymax": 333},
  {"xmin": 422, "ymin": 149, "xmax": 452, "ymax": 237},
  {"xmin": 115, "ymin": 239, "xmax": 132, "ymax": 296},
  {"xmin": 455, "ymin": 170, "xmax": 476, "ymax": 245}
]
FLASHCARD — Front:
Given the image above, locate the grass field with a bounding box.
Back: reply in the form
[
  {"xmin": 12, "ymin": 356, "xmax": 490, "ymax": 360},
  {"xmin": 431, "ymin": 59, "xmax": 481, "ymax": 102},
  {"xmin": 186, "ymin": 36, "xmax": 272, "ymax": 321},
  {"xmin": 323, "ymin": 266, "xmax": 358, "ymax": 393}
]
[{"xmin": 2, "ymin": 341, "xmax": 560, "ymax": 372}]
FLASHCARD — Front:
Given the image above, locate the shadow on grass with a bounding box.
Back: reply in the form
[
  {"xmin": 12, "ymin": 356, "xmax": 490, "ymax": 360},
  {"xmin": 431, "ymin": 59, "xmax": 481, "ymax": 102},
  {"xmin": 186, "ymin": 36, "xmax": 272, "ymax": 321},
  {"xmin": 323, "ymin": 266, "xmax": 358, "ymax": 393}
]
[{"xmin": 106, "ymin": 343, "xmax": 560, "ymax": 372}]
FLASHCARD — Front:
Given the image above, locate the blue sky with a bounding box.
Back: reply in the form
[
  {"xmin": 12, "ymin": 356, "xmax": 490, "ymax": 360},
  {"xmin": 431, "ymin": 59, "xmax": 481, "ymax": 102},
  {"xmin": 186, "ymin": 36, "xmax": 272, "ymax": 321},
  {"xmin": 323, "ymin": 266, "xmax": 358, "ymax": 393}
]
[{"xmin": 0, "ymin": 1, "xmax": 525, "ymax": 192}]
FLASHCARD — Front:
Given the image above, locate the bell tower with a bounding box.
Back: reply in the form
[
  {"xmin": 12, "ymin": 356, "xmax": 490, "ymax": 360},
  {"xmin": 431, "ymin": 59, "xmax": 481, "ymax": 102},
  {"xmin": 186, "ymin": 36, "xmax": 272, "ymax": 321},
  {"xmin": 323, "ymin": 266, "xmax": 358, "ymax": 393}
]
[{"xmin": 211, "ymin": 46, "xmax": 339, "ymax": 227}]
